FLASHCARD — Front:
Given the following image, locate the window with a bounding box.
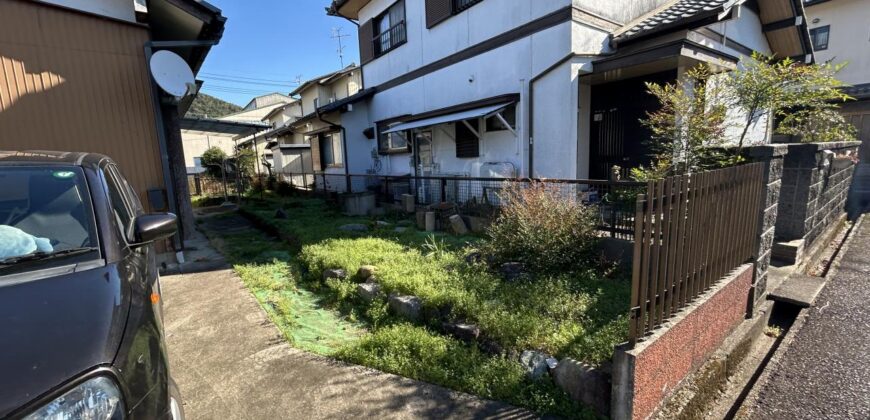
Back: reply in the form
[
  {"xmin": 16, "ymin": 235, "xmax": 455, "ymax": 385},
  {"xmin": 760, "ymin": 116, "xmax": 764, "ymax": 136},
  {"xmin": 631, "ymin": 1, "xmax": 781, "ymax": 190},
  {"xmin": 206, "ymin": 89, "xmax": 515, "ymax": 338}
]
[
  {"xmin": 0, "ymin": 167, "xmax": 98, "ymax": 262},
  {"xmin": 378, "ymin": 123, "xmax": 410, "ymax": 154},
  {"xmin": 373, "ymin": 0, "xmax": 406, "ymax": 57},
  {"xmin": 810, "ymin": 25, "xmax": 830, "ymax": 51},
  {"xmin": 318, "ymin": 132, "xmax": 343, "ymax": 167},
  {"xmin": 426, "ymin": 0, "xmax": 484, "ymax": 28},
  {"xmin": 103, "ymin": 166, "xmax": 135, "ymax": 241},
  {"xmin": 485, "ymin": 104, "xmax": 517, "ymax": 132},
  {"xmin": 455, "ymin": 119, "xmax": 479, "ymax": 158}
]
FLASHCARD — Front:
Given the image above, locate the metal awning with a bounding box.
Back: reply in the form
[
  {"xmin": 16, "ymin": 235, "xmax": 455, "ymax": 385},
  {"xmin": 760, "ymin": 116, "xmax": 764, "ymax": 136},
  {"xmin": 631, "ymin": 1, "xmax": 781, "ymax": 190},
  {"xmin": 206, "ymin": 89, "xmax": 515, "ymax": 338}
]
[
  {"xmin": 383, "ymin": 102, "xmax": 513, "ymax": 134},
  {"xmin": 180, "ymin": 117, "xmax": 271, "ymax": 139}
]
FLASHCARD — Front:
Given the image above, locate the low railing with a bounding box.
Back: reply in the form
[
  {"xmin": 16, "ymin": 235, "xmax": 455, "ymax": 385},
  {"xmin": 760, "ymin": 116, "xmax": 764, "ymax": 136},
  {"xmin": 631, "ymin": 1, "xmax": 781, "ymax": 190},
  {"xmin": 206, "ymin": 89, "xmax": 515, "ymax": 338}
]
[
  {"xmin": 628, "ymin": 163, "xmax": 764, "ymax": 346},
  {"xmin": 278, "ymin": 172, "xmax": 645, "ymax": 239},
  {"xmin": 374, "ymin": 21, "xmax": 406, "ymax": 56}
]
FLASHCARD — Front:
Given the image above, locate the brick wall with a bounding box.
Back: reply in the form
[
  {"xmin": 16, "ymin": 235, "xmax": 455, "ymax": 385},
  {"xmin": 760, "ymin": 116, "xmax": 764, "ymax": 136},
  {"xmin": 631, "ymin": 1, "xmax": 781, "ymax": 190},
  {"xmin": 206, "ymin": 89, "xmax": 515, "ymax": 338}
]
[{"xmin": 775, "ymin": 142, "xmax": 861, "ymax": 248}]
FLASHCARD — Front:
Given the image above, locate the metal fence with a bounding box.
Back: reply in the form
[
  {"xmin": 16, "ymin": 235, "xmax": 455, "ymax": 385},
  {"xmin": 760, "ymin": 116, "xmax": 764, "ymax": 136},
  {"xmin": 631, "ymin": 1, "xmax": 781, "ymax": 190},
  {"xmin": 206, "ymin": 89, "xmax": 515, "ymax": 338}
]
[
  {"xmin": 628, "ymin": 163, "xmax": 764, "ymax": 345},
  {"xmin": 188, "ymin": 172, "xmax": 247, "ymax": 199},
  {"xmin": 280, "ymin": 172, "xmax": 645, "ymax": 239}
]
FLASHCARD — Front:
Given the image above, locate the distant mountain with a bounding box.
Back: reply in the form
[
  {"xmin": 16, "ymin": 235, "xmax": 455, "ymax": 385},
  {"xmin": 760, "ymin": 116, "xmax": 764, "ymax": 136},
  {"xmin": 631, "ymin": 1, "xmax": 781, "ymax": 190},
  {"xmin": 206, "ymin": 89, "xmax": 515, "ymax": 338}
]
[{"xmin": 186, "ymin": 93, "xmax": 243, "ymax": 118}]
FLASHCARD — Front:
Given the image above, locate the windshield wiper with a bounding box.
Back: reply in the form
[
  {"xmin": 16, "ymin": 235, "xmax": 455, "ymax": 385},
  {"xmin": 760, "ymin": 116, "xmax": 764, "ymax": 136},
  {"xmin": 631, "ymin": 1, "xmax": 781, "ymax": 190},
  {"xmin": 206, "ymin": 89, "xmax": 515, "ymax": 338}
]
[{"xmin": 0, "ymin": 247, "xmax": 98, "ymax": 266}]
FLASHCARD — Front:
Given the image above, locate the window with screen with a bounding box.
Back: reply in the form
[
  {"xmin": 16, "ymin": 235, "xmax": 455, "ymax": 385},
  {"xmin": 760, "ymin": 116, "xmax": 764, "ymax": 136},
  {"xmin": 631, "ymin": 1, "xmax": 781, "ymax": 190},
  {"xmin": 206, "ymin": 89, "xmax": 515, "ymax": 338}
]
[
  {"xmin": 318, "ymin": 132, "xmax": 343, "ymax": 167},
  {"xmin": 378, "ymin": 124, "xmax": 410, "ymax": 154},
  {"xmin": 373, "ymin": 0, "xmax": 406, "ymax": 57},
  {"xmin": 810, "ymin": 25, "xmax": 830, "ymax": 51}
]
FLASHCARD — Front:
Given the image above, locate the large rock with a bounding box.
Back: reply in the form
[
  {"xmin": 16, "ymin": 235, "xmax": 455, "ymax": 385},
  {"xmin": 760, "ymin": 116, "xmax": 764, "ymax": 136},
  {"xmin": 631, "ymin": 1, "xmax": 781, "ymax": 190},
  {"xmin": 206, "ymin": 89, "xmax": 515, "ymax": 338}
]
[
  {"xmin": 388, "ymin": 293, "xmax": 422, "ymax": 321},
  {"xmin": 552, "ymin": 358, "xmax": 611, "ymax": 416},
  {"xmin": 357, "ymin": 265, "xmax": 378, "ymax": 280},
  {"xmin": 357, "ymin": 282, "xmax": 382, "ymax": 302},
  {"xmin": 338, "ymin": 223, "xmax": 369, "ymax": 232},
  {"xmin": 520, "ymin": 350, "xmax": 550, "ymax": 380},
  {"xmin": 322, "ymin": 268, "xmax": 347, "ymax": 280}
]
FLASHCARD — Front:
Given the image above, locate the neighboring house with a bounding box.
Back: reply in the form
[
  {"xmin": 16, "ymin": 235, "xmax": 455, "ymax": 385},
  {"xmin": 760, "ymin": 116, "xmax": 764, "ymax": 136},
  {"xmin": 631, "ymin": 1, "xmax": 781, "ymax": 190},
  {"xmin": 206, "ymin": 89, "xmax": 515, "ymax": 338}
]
[
  {"xmin": 326, "ymin": 0, "xmax": 812, "ymax": 181},
  {"xmin": 804, "ymin": 0, "xmax": 870, "ymax": 151},
  {"xmin": 0, "ymin": 0, "xmax": 225, "ymax": 248},
  {"xmin": 243, "ymin": 92, "xmax": 294, "ymax": 111},
  {"xmin": 182, "ymin": 93, "xmax": 290, "ymax": 175},
  {"xmin": 264, "ymin": 65, "xmax": 367, "ymax": 190}
]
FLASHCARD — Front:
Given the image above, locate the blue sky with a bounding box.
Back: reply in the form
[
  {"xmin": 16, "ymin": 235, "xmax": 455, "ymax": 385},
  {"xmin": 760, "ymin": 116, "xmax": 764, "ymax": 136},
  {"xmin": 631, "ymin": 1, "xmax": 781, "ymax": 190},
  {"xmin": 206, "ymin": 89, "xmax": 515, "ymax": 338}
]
[{"xmin": 197, "ymin": 0, "xmax": 360, "ymax": 106}]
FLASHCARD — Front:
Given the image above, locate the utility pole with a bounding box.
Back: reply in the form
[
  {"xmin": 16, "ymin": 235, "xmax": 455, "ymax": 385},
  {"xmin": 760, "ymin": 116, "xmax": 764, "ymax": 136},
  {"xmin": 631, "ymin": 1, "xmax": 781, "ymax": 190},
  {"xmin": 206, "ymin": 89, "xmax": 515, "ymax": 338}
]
[{"xmin": 331, "ymin": 27, "xmax": 350, "ymax": 68}]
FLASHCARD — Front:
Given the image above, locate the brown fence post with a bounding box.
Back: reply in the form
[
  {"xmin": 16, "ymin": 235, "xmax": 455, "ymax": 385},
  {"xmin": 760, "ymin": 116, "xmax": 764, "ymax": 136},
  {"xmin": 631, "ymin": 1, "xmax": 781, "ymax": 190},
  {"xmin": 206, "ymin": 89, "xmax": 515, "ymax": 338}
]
[{"xmin": 194, "ymin": 174, "xmax": 202, "ymax": 196}]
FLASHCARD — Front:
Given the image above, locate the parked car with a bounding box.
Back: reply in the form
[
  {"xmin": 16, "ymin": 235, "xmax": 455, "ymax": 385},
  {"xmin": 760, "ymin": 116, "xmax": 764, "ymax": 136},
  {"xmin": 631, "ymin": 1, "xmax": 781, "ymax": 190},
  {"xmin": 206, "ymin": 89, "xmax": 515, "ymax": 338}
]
[{"xmin": 0, "ymin": 151, "xmax": 182, "ymax": 419}]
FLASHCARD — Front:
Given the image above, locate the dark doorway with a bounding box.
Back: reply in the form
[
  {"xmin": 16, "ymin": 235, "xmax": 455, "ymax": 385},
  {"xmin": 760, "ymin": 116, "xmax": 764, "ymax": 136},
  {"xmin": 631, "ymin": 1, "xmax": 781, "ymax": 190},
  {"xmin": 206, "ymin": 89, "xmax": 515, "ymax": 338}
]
[{"xmin": 589, "ymin": 70, "xmax": 676, "ymax": 179}]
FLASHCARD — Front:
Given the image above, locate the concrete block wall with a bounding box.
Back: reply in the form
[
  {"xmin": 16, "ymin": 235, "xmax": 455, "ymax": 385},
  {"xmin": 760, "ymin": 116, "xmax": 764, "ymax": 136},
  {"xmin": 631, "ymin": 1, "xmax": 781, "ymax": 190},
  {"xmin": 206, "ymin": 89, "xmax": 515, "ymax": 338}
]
[
  {"xmin": 745, "ymin": 145, "xmax": 788, "ymax": 308},
  {"xmin": 775, "ymin": 142, "xmax": 861, "ymax": 248}
]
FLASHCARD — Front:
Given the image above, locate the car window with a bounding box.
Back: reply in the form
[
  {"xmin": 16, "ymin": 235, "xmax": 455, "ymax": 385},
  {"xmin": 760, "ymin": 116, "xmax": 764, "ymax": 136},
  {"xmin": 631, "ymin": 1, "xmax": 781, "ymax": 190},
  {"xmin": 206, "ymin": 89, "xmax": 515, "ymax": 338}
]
[
  {"xmin": 0, "ymin": 166, "xmax": 99, "ymax": 262},
  {"xmin": 107, "ymin": 164, "xmax": 143, "ymax": 214},
  {"xmin": 103, "ymin": 166, "xmax": 135, "ymax": 242}
]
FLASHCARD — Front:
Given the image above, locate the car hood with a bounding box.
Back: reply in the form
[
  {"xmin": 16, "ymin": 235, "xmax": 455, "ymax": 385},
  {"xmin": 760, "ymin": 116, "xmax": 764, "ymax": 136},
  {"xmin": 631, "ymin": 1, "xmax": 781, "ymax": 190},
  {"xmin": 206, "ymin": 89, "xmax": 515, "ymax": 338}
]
[{"xmin": 0, "ymin": 262, "xmax": 129, "ymax": 417}]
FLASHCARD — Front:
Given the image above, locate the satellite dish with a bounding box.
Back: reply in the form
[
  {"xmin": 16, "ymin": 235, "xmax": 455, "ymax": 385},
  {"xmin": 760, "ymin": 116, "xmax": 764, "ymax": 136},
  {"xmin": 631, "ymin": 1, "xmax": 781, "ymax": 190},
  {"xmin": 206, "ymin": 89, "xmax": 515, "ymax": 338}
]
[{"xmin": 149, "ymin": 50, "xmax": 196, "ymax": 98}]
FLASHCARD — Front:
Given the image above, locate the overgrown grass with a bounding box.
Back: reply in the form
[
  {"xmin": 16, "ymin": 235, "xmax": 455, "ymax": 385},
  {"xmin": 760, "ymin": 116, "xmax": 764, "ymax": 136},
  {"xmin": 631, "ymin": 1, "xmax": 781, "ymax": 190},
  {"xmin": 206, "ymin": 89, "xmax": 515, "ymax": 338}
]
[{"xmin": 205, "ymin": 195, "xmax": 630, "ymax": 418}]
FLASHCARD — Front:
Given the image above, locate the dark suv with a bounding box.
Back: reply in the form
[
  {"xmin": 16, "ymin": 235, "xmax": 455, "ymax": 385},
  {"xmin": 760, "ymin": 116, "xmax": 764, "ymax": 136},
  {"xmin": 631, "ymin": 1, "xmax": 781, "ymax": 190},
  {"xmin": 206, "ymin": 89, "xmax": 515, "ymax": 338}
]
[{"xmin": 0, "ymin": 152, "xmax": 182, "ymax": 419}]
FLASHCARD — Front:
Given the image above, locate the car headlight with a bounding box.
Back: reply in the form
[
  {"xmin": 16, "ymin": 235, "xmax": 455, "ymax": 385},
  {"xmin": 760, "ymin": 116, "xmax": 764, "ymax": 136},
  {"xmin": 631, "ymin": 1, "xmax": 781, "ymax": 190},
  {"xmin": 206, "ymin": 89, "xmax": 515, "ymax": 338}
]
[{"xmin": 24, "ymin": 376, "xmax": 125, "ymax": 420}]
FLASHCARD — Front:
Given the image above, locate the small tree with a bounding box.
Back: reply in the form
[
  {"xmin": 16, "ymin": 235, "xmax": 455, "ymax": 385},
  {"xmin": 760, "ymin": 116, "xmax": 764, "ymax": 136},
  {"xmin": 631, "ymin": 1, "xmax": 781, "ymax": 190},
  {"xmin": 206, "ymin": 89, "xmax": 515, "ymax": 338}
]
[
  {"xmin": 728, "ymin": 53, "xmax": 854, "ymax": 148},
  {"xmin": 200, "ymin": 146, "xmax": 227, "ymax": 178},
  {"xmin": 636, "ymin": 64, "xmax": 731, "ymax": 178}
]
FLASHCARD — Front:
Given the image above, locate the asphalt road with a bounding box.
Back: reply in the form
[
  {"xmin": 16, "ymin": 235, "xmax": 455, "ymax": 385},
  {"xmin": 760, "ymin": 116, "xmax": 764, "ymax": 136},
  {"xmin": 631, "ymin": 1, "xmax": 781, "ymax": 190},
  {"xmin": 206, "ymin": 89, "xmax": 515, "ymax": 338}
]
[{"xmin": 748, "ymin": 217, "xmax": 870, "ymax": 419}]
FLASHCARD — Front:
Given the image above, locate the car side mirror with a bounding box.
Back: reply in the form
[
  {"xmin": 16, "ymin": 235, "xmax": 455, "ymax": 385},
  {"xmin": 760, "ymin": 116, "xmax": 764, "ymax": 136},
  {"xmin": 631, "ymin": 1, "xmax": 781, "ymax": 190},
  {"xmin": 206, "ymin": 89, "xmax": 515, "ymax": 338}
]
[{"xmin": 132, "ymin": 213, "xmax": 178, "ymax": 245}]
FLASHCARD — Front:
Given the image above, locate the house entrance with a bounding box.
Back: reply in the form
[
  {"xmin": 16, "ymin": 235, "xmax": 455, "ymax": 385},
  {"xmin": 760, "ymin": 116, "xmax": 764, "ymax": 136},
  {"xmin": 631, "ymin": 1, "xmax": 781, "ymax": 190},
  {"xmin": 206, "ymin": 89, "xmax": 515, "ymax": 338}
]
[{"xmin": 589, "ymin": 70, "xmax": 675, "ymax": 179}]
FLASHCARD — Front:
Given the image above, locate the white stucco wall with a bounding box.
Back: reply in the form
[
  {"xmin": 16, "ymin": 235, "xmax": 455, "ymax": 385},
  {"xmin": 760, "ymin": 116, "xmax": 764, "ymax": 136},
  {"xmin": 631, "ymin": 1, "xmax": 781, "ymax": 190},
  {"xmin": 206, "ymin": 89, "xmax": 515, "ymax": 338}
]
[
  {"xmin": 359, "ymin": 0, "xmax": 570, "ymax": 87},
  {"xmin": 806, "ymin": 0, "xmax": 870, "ymax": 87},
  {"xmin": 180, "ymin": 133, "xmax": 236, "ymax": 174},
  {"xmin": 40, "ymin": 0, "xmax": 136, "ymax": 22}
]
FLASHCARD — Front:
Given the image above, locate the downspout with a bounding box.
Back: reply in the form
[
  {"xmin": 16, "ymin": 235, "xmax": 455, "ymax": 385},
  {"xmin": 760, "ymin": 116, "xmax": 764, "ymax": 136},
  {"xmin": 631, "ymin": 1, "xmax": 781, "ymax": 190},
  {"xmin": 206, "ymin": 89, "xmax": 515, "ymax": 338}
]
[
  {"xmin": 527, "ymin": 51, "xmax": 612, "ymax": 177},
  {"xmin": 315, "ymin": 107, "xmax": 351, "ymax": 192},
  {"xmin": 144, "ymin": 39, "xmax": 218, "ymax": 253}
]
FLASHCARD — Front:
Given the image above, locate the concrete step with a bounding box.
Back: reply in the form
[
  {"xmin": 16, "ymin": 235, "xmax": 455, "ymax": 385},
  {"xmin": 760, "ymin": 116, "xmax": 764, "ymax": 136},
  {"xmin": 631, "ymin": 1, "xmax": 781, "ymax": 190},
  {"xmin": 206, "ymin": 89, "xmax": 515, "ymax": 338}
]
[{"xmin": 768, "ymin": 274, "xmax": 826, "ymax": 308}]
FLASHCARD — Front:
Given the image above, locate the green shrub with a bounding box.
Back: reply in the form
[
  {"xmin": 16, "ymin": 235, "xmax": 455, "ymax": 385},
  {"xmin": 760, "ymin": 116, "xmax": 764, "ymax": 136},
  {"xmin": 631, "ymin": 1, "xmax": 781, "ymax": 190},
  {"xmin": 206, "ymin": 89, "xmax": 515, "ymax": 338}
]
[{"xmin": 483, "ymin": 182, "xmax": 599, "ymax": 273}]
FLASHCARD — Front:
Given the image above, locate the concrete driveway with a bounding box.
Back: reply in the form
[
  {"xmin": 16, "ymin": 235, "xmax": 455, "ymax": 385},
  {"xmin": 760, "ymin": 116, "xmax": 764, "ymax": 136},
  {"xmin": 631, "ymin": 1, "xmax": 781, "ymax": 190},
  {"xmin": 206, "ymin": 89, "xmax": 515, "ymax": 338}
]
[{"xmin": 161, "ymin": 231, "xmax": 532, "ymax": 419}]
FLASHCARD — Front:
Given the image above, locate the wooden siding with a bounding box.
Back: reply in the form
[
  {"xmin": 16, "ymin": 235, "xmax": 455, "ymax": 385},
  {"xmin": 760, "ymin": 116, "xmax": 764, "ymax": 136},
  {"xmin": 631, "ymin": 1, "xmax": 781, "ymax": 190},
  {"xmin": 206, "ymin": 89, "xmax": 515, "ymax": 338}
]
[{"xmin": 0, "ymin": 0, "xmax": 164, "ymax": 211}]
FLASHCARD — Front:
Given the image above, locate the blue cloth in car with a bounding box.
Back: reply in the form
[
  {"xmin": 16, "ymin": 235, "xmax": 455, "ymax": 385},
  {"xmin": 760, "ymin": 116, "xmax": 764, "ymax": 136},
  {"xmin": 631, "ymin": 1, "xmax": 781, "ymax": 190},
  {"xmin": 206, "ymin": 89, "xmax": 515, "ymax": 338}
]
[{"xmin": 0, "ymin": 225, "xmax": 53, "ymax": 259}]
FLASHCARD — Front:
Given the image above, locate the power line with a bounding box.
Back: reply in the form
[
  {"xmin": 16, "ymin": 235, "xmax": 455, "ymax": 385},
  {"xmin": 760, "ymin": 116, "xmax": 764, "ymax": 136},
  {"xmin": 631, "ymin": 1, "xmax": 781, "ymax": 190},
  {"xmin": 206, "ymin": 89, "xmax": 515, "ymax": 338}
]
[
  {"xmin": 199, "ymin": 72, "xmax": 298, "ymax": 84},
  {"xmin": 198, "ymin": 75, "xmax": 297, "ymax": 87}
]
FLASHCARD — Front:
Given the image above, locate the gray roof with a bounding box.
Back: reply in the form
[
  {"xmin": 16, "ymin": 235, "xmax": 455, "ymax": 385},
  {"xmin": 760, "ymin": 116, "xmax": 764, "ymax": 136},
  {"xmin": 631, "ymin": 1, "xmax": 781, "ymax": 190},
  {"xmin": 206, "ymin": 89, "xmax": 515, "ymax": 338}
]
[{"xmin": 614, "ymin": 0, "xmax": 736, "ymax": 43}]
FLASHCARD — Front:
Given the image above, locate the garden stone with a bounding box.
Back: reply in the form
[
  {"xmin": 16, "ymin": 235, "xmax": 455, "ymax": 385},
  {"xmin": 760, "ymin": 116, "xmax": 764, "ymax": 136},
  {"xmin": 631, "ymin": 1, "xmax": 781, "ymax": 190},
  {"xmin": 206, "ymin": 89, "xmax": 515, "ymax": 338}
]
[
  {"xmin": 449, "ymin": 214, "xmax": 469, "ymax": 235},
  {"xmin": 465, "ymin": 251, "xmax": 482, "ymax": 265},
  {"xmin": 388, "ymin": 293, "xmax": 422, "ymax": 321},
  {"xmin": 444, "ymin": 323, "xmax": 480, "ymax": 342},
  {"xmin": 499, "ymin": 262, "xmax": 526, "ymax": 282},
  {"xmin": 338, "ymin": 223, "xmax": 369, "ymax": 232},
  {"xmin": 357, "ymin": 265, "xmax": 378, "ymax": 280},
  {"xmin": 552, "ymin": 358, "xmax": 611, "ymax": 415},
  {"xmin": 274, "ymin": 208, "xmax": 288, "ymax": 219},
  {"xmin": 357, "ymin": 282, "xmax": 382, "ymax": 302},
  {"xmin": 394, "ymin": 226, "xmax": 408, "ymax": 233},
  {"xmin": 520, "ymin": 350, "xmax": 550, "ymax": 380},
  {"xmin": 322, "ymin": 268, "xmax": 347, "ymax": 280},
  {"xmin": 480, "ymin": 340, "xmax": 504, "ymax": 356},
  {"xmin": 375, "ymin": 221, "xmax": 391, "ymax": 227}
]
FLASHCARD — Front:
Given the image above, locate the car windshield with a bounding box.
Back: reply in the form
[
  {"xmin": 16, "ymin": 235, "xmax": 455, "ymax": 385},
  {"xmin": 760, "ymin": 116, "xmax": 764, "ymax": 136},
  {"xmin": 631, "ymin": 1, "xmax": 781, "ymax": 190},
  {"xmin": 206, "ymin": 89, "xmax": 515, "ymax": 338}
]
[{"xmin": 0, "ymin": 166, "xmax": 99, "ymax": 267}]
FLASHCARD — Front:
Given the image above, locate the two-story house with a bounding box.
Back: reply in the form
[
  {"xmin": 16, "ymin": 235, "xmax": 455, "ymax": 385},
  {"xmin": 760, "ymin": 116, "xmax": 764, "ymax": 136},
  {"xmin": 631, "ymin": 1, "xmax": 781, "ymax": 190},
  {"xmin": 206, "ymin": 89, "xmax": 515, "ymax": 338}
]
[
  {"xmin": 804, "ymin": 0, "xmax": 870, "ymax": 151},
  {"xmin": 326, "ymin": 0, "xmax": 812, "ymax": 182},
  {"xmin": 265, "ymin": 65, "xmax": 367, "ymax": 190}
]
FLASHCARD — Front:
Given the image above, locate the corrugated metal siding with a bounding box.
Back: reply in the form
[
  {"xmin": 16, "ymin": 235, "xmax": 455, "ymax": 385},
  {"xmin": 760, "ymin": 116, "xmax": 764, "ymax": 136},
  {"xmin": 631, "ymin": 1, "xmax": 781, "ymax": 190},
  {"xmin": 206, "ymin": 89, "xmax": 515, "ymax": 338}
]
[{"xmin": 0, "ymin": 0, "xmax": 164, "ymax": 211}]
